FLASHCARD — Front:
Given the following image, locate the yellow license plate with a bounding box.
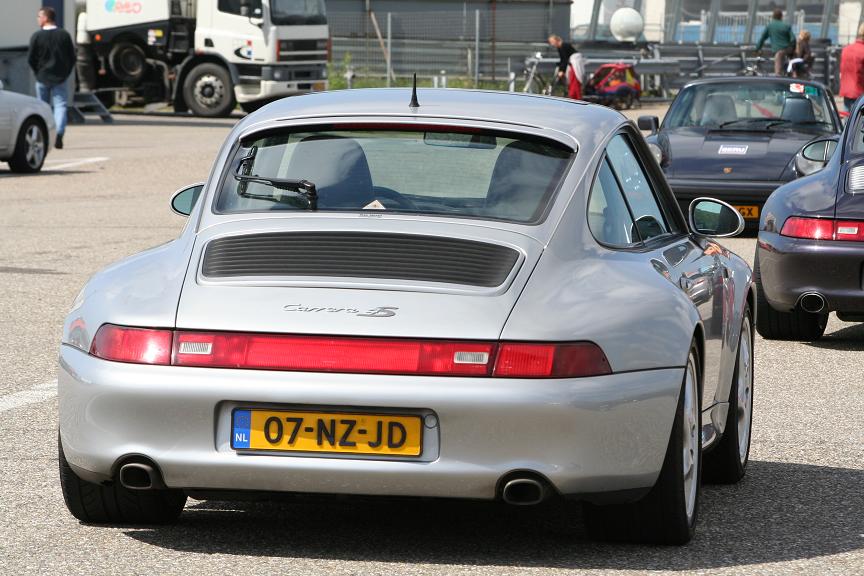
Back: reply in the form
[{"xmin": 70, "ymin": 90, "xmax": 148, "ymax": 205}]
[
  {"xmin": 734, "ymin": 205, "xmax": 760, "ymax": 219},
  {"xmin": 231, "ymin": 409, "xmax": 423, "ymax": 457}
]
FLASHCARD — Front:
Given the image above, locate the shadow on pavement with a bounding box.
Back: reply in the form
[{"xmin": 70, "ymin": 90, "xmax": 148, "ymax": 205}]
[
  {"xmin": 124, "ymin": 460, "xmax": 864, "ymax": 569},
  {"xmin": 805, "ymin": 322, "xmax": 864, "ymax": 351}
]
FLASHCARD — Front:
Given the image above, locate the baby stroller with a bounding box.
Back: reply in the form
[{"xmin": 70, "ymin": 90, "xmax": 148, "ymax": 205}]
[{"xmin": 584, "ymin": 63, "xmax": 641, "ymax": 110}]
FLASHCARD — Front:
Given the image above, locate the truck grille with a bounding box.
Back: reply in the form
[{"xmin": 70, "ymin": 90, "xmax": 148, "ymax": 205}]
[{"xmin": 201, "ymin": 232, "xmax": 521, "ymax": 288}]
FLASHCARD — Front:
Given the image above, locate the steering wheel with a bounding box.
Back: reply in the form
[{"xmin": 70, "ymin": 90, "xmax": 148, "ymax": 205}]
[{"xmin": 372, "ymin": 186, "xmax": 418, "ymax": 210}]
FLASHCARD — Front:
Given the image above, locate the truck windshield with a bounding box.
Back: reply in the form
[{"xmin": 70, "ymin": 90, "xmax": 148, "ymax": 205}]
[
  {"xmin": 216, "ymin": 127, "xmax": 574, "ymax": 224},
  {"xmin": 270, "ymin": 0, "xmax": 327, "ymax": 25}
]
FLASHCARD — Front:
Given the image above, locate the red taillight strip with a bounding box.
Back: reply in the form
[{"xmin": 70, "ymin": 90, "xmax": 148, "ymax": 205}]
[
  {"xmin": 89, "ymin": 326, "xmax": 612, "ymax": 378},
  {"xmin": 780, "ymin": 216, "xmax": 864, "ymax": 241}
]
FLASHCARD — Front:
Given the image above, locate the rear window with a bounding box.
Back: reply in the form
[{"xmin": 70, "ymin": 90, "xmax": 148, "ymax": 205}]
[{"xmin": 215, "ymin": 127, "xmax": 574, "ymax": 223}]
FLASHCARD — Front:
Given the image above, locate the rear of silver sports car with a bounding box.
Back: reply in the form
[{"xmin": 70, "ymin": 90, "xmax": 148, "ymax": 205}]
[{"xmin": 58, "ymin": 119, "xmax": 684, "ymax": 507}]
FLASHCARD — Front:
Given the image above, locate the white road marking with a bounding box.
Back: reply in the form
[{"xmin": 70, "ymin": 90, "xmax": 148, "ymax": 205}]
[
  {"xmin": 0, "ymin": 379, "xmax": 57, "ymax": 412},
  {"xmin": 44, "ymin": 157, "xmax": 109, "ymax": 171}
]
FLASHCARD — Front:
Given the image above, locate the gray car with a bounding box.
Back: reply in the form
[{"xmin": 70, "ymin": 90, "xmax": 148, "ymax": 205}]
[{"xmin": 58, "ymin": 89, "xmax": 754, "ymax": 545}]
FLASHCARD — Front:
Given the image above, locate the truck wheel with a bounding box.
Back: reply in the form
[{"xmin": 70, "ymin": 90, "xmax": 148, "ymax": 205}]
[
  {"xmin": 183, "ymin": 63, "xmax": 236, "ymax": 117},
  {"xmin": 109, "ymin": 42, "xmax": 147, "ymax": 84}
]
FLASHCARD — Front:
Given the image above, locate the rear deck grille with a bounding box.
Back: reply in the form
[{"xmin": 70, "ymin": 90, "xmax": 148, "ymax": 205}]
[{"xmin": 201, "ymin": 232, "xmax": 520, "ymax": 287}]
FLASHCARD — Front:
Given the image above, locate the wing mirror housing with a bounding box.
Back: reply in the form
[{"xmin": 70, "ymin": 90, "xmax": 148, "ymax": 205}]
[
  {"xmin": 637, "ymin": 115, "xmax": 659, "ymax": 134},
  {"xmin": 689, "ymin": 197, "xmax": 745, "ymax": 238},
  {"xmin": 171, "ymin": 183, "xmax": 205, "ymax": 217},
  {"xmin": 795, "ymin": 138, "xmax": 838, "ymax": 177}
]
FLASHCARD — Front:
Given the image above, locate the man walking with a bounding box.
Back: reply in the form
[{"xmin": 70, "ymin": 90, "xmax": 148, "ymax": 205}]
[
  {"xmin": 28, "ymin": 7, "xmax": 75, "ymax": 149},
  {"xmin": 755, "ymin": 9, "xmax": 795, "ymax": 76},
  {"xmin": 840, "ymin": 24, "xmax": 864, "ymax": 111}
]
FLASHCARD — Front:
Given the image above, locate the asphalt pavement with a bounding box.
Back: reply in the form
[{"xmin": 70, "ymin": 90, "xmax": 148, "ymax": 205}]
[{"xmin": 0, "ymin": 109, "xmax": 862, "ymax": 575}]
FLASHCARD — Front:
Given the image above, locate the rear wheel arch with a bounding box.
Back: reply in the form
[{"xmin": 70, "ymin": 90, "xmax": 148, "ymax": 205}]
[{"xmin": 691, "ymin": 323, "xmax": 705, "ymax": 399}]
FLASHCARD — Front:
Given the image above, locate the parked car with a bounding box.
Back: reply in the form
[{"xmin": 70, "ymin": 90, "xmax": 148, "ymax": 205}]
[
  {"xmin": 58, "ymin": 89, "xmax": 755, "ymax": 545},
  {"xmin": 0, "ymin": 80, "xmax": 55, "ymax": 173},
  {"xmin": 640, "ymin": 77, "xmax": 841, "ymax": 228},
  {"xmin": 753, "ymin": 96, "xmax": 864, "ymax": 341}
]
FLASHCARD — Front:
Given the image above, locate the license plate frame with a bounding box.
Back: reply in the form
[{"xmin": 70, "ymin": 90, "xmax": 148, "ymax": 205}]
[
  {"xmin": 733, "ymin": 205, "xmax": 760, "ymax": 219},
  {"xmin": 231, "ymin": 408, "xmax": 424, "ymax": 457}
]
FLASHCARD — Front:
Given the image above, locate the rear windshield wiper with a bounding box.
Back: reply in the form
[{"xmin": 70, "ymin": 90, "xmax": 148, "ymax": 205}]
[
  {"xmin": 234, "ymin": 174, "xmax": 318, "ymax": 210},
  {"xmin": 234, "ymin": 145, "xmax": 318, "ymax": 210}
]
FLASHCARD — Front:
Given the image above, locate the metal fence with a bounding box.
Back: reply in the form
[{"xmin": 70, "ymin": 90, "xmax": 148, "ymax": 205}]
[{"xmin": 329, "ymin": 10, "xmax": 556, "ymax": 84}]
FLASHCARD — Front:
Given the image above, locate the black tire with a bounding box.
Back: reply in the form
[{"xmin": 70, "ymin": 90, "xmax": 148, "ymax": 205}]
[
  {"xmin": 704, "ymin": 304, "xmax": 753, "ymax": 484},
  {"xmin": 754, "ymin": 253, "xmax": 827, "ymax": 340},
  {"xmin": 108, "ymin": 42, "xmax": 147, "ymax": 84},
  {"xmin": 183, "ymin": 62, "xmax": 236, "ymax": 118},
  {"xmin": 584, "ymin": 341, "xmax": 702, "ymax": 545},
  {"xmin": 59, "ymin": 434, "xmax": 186, "ymax": 524},
  {"xmin": 8, "ymin": 118, "xmax": 47, "ymax": 173}
]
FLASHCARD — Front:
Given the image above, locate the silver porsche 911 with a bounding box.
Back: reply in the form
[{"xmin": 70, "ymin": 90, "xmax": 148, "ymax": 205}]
[{"xmin": 58, "ymin": 88, "xmax": 755, "ymax": 544}]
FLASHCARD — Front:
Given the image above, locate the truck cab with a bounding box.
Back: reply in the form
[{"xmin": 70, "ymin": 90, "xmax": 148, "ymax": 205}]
[{"xmin": 80, "ymin": 0, "xmax": 329, "ymax": 116}]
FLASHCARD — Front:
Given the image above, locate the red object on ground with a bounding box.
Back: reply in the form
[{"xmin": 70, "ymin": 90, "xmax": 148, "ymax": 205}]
[{"xmin": 839, "ymin": 39, "xmax": 864, "ymax": 100}]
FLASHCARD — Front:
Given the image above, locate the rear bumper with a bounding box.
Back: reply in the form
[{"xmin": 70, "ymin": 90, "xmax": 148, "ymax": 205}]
[
  {"xmin": 757, "ymin": 231, "xmax": 864, "ymax": 312},
  {"xmin": 59, "ymin": 345, "xmax": 682, "ymax": 502},
  {"xmin": 668, "ymin": 178, "xmax": 788, "ymax": 220}
]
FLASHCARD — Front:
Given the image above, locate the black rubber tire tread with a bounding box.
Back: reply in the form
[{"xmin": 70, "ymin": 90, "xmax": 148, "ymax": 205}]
[
  {"xmin": 58, "ymin": 434, "xmax": 186, "ymax": 524},
  {"xmin": 8, "ymin": 117, "xmax": 46, "ymax": 173},
  {"xmin": 583, "ymin": 341, "xmax": 701, "ymax": 545},
  {"xmin": 753, "ymin": 253, "xmax": 827, "ymax": 341},
  {"xmin": 703, "ymin": 304, "xmax": 753, "ymax": 484},
  {"xmin": 183, "ymin": 62, "xmax": 236, "ymax": 118}
]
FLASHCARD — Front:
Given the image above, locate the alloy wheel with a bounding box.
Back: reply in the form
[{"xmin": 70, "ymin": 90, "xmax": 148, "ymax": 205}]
[
  {"xmin": 24, "ymin": 124, "xmax": 45, "ymax": 169},
  {"xmin": 737, "ymin": 316, "xmax": 753, "ymax": 465},
  {"xmin": 682, "ymin": 351, "xmax": 699, "ymax": 521}
]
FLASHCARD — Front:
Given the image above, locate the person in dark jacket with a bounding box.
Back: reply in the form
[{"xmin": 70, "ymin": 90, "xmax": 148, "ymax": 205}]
[
  {"xmin": 28, "ymin": 7, "xmax": 75, "ymax": 149},
  {"xmin": 755, "ymin": 9, "xmax": 795, "ymax": 76},
  {"xmin": 547, "ymin": 34, "xmax": 577, "ymax": 97}
]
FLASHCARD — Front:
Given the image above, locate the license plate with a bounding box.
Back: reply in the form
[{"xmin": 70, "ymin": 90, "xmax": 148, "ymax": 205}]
[
  {"xmin": 231, "ymin": 409, "xmax": 423, "ymax": 457},
  {"xmin": 734, "ymin": 205, "xmax": 760, "ymax": 219}
]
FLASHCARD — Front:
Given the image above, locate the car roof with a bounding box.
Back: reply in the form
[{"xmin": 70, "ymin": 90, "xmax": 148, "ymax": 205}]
[
  {"xmin": 234, "ymin": 88, "xmax": 627, "ymax": 146},
  {"xmin": 681, "ymin": 76, "xmax": 829, "ymax": 91}
]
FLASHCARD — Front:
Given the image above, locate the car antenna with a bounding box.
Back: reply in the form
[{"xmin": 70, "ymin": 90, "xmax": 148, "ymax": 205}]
[{"xmin": 409, "ymin": 73, "xmax": 420, "ymax": 108}]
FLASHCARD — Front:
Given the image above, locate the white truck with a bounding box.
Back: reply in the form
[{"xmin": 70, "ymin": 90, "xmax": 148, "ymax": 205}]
[{"xmin": 78, "ymin": 0, "xmax": 329, "ymax": 116}]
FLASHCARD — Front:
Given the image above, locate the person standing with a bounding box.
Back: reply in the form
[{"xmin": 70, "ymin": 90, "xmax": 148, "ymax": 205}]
[
  {"xmin": 840, "ymin": 24, "xmax": 864, "ymax": 111},
  {"xmin": 755, "ymin": 9, "xmax": 795, "ymax": 76},
  {"xmin": 28, "ymin": 7, "xmax": 75, "ymax": 149},
  {"xmin": 548, "ymin": 34, "xmax": 578, "ymax": 97}
]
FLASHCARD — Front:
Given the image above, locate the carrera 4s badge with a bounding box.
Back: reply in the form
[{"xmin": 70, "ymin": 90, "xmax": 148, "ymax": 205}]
[{"xmin": 283, "ymin": 304, "xmax": 399, "ymax": 318}]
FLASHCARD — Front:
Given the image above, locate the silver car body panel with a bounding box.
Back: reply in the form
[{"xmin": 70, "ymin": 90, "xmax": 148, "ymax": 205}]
[
  {"xmin": 60, "ymin": 89, "xmax": 754, "ymax": 501},
  {"xmin": 0, "ymin": 88, "xmax": 55, "ymax": 157}
]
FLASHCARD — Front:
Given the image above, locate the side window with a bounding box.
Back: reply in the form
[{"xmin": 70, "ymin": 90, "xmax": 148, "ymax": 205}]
[
  {"xmin": 588, "ymin": 158, "xmax": 639, "ymax": 247},
  {"xmin": 218, "ymin": 0, "xmax": 262, "ymax": 16},
  {"xmin": 606, "ymin": 134, "xmax": 670, "ymax": 241}
]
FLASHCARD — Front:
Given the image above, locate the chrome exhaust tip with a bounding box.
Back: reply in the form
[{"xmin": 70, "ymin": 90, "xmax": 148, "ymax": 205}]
[
  {"xmin": 118, "ymin": 462, "xmax": 164, "ymax": 491},
  {"xmin": 501, "ymin": 478, "xmax": 547, "ymax": 506},
  {"xmin": 798, "ymin": 292, "xmax": 826, "ymax": 314}
]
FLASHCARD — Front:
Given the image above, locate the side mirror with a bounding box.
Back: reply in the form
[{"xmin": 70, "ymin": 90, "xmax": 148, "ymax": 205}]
[
  {"xmin": 795, "ymin": 138, "xmax": 837, "ymax": 176},
  {"xmin": 171, "ymin": 183, "xmax": 204, "ymax": 217},
  {"xmin": 637, "ymin": 115, "xmax": 659, "ymax": 134},
  {"xmin": 689, "ymin": 197, "xmax": 745, "ymax": 238}
]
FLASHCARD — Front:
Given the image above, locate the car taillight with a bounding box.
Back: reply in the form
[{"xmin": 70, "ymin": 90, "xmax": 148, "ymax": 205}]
[
  {"xmin": 174, "ymin": 332, "xmax": 496, "ymax": 376},
  {"xmin": 493, "ymin": 343, "xmax": 611, "ymax": 378},
  {"xmin": 781, "ymin": 216, "xmax": 864, "ymax": 241},
  {"xmin": 89, "ymin": 327, "xmax": 612, "ymax": 378},
  {"xmin": 90, "ymin": 324, "xmax": 172, "ymax": 365}
]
